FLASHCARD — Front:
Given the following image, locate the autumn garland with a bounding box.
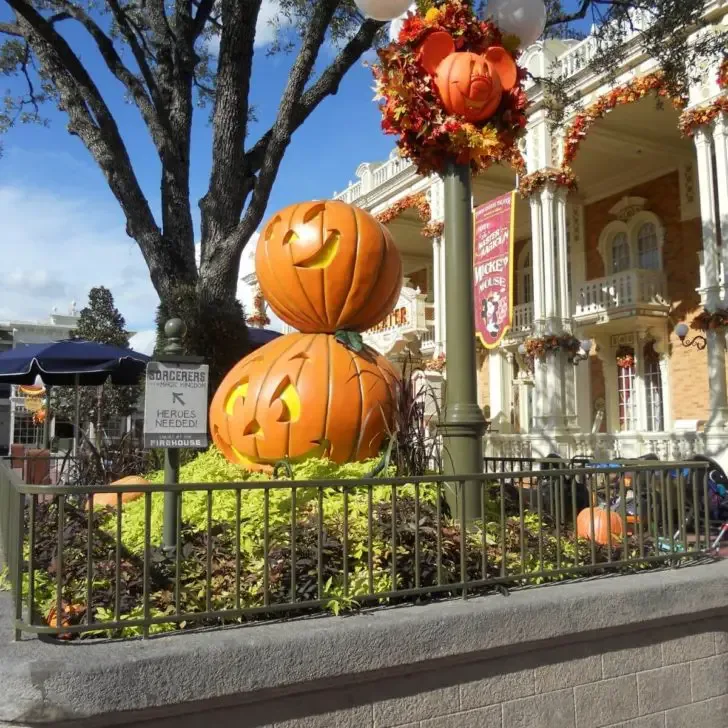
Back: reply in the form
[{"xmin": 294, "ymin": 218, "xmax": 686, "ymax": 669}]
[
  {"xmin": 424, "ymin": 353, "xmax": 446, "ymax": 372},
  {"xmin": 524, "ymin": 335, "xmax": 581, "ymax": 360},
  {"xmin": 718, "ymin": 56, "xmax": 728, "ymax": 90},
  {"xmin": 518, "ymin": 167, "xmax": 578, "ymax": 198},
  {"xmin": 372, "ymin": 0, "xmax": 528, "ymax": 177},
  {"xmin": 561, "ymin": 72, "xmax": 686, "ymax": 170},
  {"xmin": 246, "ymin": 287, "xmax": 271, "ymax": 328},
  {"xmin": 615, "ymin": 346, "xmax": 635, "ymax": 370},
  {"xmin": 691, "ymin": 309, "xmax": 728, "ymax": 332},
  {"xmin": 376, "ymin": 192, "xmax": 445, "ymax": 239},
  {"xmin": 678, "ymin": 96, "xmax": 728, "ymax": 138}
]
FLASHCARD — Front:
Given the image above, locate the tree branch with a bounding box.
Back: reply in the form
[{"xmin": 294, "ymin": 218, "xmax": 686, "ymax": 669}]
[
  {"xmin": 7, "ymin": 0, "xmax": 196, "ymax": 298},
  {"xmin": 0, "ymin": 21, "xmax": 25, "ymax": 36},
  {"xmin": 198, "ymin": 0, "xmax": 262, "ymax": 262}
]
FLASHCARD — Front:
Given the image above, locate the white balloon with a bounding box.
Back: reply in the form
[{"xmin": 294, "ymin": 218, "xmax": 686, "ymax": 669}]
[
  {"xmin": 487, "ymin": 0, "xmax": 547, "ymax": 48},
  {"xmin": 354, "ymin": 0, "xmax": 414, "ymax": 22},
  {"xmin": 388, "ymin": 3, "xmax": 417, "ymax": 43}
]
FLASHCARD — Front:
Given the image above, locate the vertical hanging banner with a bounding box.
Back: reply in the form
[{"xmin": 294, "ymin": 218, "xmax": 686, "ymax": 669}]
[{"xmin": 473, "ymin": 191, "xmax": 516, "ymax": 349}]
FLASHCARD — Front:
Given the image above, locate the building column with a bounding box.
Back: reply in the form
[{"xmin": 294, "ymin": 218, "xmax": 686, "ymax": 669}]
[
  {"xmin": 529, "ymin": 195, "xmax": 545, "ymax": 332},
  {"xmin": 540, "ymin": 184, "xmax": 558, "ymax": 330},
  {"xmin": 555, "ymin": 188, "xmax": 571, "ymax": 327},
  {"xmin": 694, "ymin": 126, "xmax": 728, "ymax": 431},
  {"xmin": 432, "ymin": 236, "xmax": 444, "ymax": 356},
  {"xmin": 713, "ymin": 113, "xmax": 728, "ymax": 286}
]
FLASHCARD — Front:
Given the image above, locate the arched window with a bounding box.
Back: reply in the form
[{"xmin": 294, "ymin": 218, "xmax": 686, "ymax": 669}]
[
  {"xmin": 637, "ymin": 223, "xmax": 659, "ymax": 270},
  {"xmin": 611, "ymin": 232, "xmax": 631, "ymax": 273},
  {"xmin": 616, "ymin": 346, "xmax": 636, "ymax": 431}
]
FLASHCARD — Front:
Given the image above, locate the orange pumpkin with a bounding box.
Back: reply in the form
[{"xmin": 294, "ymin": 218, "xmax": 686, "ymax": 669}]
[
  {"xmin": 417, "ymin": 31, "xmax": 517, "ymax": 123},
  {"xmin": 576, "ymin": 506, "xmax": 625, "ymax": 547},
  {"xmin": 87, "ymin": 475, "xmax": 149, "ymax": 509},
  {"xmin": 255, "ymin": 200, "xmax": 403, "ymax": 333},
  {"xmin": 210, "ymin": 333, "xmax": 398, "ymax": 471},
  {"xmin": 46, "ymin": 601, "xmax": 84, "ymax": 639}
]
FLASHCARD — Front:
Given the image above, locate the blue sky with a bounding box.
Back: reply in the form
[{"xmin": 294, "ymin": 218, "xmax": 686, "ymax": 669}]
[{"xmin": 0, "ymin": 1, "xmax": 587, "ymax": 332}]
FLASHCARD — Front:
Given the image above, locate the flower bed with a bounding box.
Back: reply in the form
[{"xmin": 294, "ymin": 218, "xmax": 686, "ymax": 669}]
[{"xmin": 28, "ymin": 449, "xmax": 663, "ymax": 639}]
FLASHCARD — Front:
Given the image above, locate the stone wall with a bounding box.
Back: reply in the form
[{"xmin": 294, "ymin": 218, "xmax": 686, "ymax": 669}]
[{"xmin": 3, "ymin": 561, "xmax": 728, "ymax": 728}]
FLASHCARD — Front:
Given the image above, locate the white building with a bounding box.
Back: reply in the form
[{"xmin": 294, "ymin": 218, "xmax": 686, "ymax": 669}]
[{"xmin": 328, "ymin": 3, "xmax": 728, "ymax": 465}]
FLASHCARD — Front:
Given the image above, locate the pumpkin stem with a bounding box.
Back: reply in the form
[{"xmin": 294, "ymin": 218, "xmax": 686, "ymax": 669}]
[
  {"xmin": 273, "ymin": 460, "xmax": 294, "ymax": 480},
  {"xmin": 334, "ymin": 329, "xmax": 364, "ymax": 353}
]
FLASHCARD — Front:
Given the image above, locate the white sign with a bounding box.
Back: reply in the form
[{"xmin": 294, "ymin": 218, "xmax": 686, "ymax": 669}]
[
  {"xmin": 143, "ymin": 361, "xmax": 209, "ymax": 448},
  {"xmin": 362, "ymin": 285, "xmax": 427, "ymax": 355}
]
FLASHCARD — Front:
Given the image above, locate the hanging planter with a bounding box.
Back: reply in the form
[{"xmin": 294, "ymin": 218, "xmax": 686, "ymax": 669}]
[
  {"xmin": 691, "ymin": 308, "xmax": 728, "ymax": 332},
  {"xmin": 523, "ymin": 335, "xmax": 581, "ymax": 360}
]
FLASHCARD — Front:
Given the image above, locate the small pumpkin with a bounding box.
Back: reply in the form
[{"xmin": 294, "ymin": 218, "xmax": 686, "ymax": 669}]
[
  {"xmin": 256, "ymin": 200, "xmax": 403, "ymax": 333},
  {"xmin": 576, "ymin": 506, "xmax": 625, "ymax": 546},
  {"xmin": 417, "ymin": 31, "xmax": 518, "ymax": 123},
  {"xmin": 88, "ymin": 475, "xmax": 149, "ymax": 509},
  {"xmin": 210, "ymin": 332, "xmax": 399, "ymax": 471},
  {"xmin": 46, "ymin": 601, "xmax": 84, "ymax": 639}
]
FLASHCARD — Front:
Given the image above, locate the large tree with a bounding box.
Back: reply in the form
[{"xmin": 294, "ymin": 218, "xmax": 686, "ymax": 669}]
[
  {"xmin": 0, "ymin": 0, "xmax": 724, "ymax": 374},
  {"xmin": 52, "ymin": 285, "xmax": 141, "ymax": 434}
]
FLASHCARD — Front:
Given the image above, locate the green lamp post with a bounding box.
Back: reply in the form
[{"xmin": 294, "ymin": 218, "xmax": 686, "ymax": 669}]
[{"xmin": 440, "ymin": 161, "xmax": 487, "ymax": 517}]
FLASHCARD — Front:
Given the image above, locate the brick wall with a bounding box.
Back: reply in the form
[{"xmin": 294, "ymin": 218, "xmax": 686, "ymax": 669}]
[{"xmin": 583, "ymin": 170, "xmax": 709, "ymax": 423}]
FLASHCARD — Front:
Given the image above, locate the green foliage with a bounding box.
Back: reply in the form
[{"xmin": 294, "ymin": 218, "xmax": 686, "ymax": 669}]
[
  {"xmin": 0, "ymin": 566, "xmax": 10, "ymax": 591},
  {"xmin": 51, "ymin": 286, "xmax": 141, "ymax": 431}
]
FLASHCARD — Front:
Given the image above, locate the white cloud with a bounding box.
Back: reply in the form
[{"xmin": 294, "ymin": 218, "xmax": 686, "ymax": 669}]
[{"xmin": 0, "ymin": 185, "xmax": 159, "ymax": 332}]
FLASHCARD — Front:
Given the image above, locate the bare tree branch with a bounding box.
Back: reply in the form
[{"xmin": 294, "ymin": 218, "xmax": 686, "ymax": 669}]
[
  {"xmin": 198, "ymin": 0, "xmax": 263, "ymax": 271},
  {"xmin": 0, "ymin": 21, "xmax": 25, "ymax": 36}
]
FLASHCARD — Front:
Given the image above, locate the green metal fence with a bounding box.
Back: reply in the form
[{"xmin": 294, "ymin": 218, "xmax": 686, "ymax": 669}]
[{"xmin": 0, "ymin": 458, "xmax": 717, "ymax": 640}]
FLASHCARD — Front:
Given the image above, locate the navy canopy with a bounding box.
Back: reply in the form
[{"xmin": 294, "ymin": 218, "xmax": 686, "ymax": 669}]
[
  {"xmin": 248, "ymin": 328, "xmax": 282, "ymax": 350},
  {"xmin": 0, "ymin": 340, "xmax": 150, "ymax": 386}
]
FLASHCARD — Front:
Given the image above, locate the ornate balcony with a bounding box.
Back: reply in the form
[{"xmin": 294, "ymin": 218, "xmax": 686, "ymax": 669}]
[
  {"xmin": 573, "ymin": 269, "xmax": 669, "ymax": 326},
  {"xmin": 512, "ymin": 303, "xmax": 534, "ymax": 336}
]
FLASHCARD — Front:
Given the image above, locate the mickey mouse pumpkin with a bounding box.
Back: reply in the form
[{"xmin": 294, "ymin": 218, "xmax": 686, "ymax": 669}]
[
  {"xmin": 210, "ymin": 199, "xmax": 403, "ymax": 471},
  {"xmin": 417, "ymin": 30, "xmax": 517, "ymax": 123}
]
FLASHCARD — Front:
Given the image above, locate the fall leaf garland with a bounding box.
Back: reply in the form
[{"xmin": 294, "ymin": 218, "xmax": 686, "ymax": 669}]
[
  {"xmin": 518, "ymin": 168, "xmax": 578, "ymax": 198},
  {"xmin": 246, "ymin": 286, "xmax": 271, "ymax": 328},
  {"xmin": 678, "ymin": 96, "xmax": 728, "ymax": 138},
  {"xmin": 524, "ymin": 335, "xmax": 581, "ymax": 360},
  {"xmin": 376, "ymin": 192, "xmax": 445, "ymax": 239},
  {"xmin": 691, "ymin": 309, "xmax": 728, "ymax": 332},
  {"xmin": 561, "ymin": 72, "xmax": 686, "ymax": 171},
  {"xmin": 371, "ymin": 0, "xmax": 528, "ymax": 177}
]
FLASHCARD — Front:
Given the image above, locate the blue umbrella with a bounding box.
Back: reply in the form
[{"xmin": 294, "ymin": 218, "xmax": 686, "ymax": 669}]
[
  {"xmin": 0, "ymin": 340, "xmax": 150, "ymax": 453},
  {"xmin": 0, "ymin": 339, "xmax": 149, "ymax": 386}
]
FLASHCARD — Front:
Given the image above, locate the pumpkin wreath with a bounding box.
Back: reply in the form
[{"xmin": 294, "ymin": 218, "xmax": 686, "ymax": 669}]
[{"xmin": 371, "ymin": 0, "xmax": 528, "ymax": 176}]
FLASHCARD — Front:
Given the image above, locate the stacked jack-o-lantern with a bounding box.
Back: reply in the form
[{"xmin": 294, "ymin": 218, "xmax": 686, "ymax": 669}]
[{"xmin": 209, "ymin": 200, "xmax": 403, "ymax": 472}]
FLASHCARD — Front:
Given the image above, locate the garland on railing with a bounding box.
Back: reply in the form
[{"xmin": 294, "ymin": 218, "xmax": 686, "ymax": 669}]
[
  {"xmin": 562, "ymin": 72, "xmax": 686, "ymax": 168},
  {"xmin": 376, "ymin": 193, "xmax": 445, "ymax": 239},
  {"xmin": 518, "ymin": 167, "xmax": 578, "ymax": 198},
  {"xmin": 678, "ymin": 96, "xmax": 728, "ymax": 138},
  {"xmin": 372, "ymin": 0, "xmax": 528, "ymax": 177},
  {"xmin": 246, "ymin": 286, "xmax": 271, "ymax": 328},
  {"xmin": 691, "ymin": 308, "xmax": 728, "ymax": 332},
  {"xmin": 615, "ymin": 345, "xmax": 635, "ymax": 370},
  {"xmin": 424, "ymin": 353, "xmax": 446, "ymax": 372},
  {"xmin": 718, "ymin": 56, "xmax": 728, "ymax": 90},
  {"xmin": 523, "ymin": 335, "xmax": 581, "ymax": 360}
]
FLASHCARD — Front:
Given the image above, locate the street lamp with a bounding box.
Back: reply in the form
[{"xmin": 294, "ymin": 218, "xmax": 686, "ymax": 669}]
[
  {"xmin": 569, "ymin": 338, "xmax": 593, "ymax": 365},
  {"xmin": 674, "ymin": 322, "xmax": 706, "ymax": 350}
]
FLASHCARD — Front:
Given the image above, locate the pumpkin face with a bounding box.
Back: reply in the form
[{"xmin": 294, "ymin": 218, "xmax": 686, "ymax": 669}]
[
  {"xmin": 256, "ymin": 200, "xmax": 403, "ymax": 333},
  {"xmin": 417, "ymin": 31, "xmax": 518, "ymax": 123},
  {"xmin": 576, "ymin": 506, "xmax": 625, "ymax": 547},
  {"xmin": 210, "ymin": 333, "xmax": 399, "ymax": 470}
]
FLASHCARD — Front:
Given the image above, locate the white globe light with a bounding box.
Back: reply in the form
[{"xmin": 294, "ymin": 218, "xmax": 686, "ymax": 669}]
[
  {"xmin": 487, "ymin": 0, "xmax": 547, "ymax": 48},
  {"xmin": 388, "ymin": 3, "xmax": 417, "ymax": 43},
  {"xmin": 355, "ymin": 0, "xmax": 414, "ymax": 22}
]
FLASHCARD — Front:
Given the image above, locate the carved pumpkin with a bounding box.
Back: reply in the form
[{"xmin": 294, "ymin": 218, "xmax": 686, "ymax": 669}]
[
  {"xmin": 210, "ymin": 332, "xmax": 399, "ymax": 471},
  {"xmin": 255, "ymin": 200, "xmax": 403, "ymax": 333},
  {"xmin": 417, "ymin": 31, "xmax": 517, "ymax": 123},
  {"xmin": 576, "ymin": 506, "xmax": 625, "ymax": 547},
  {"xmin": 87, "ymin": 476, "xmax": 149, "ymax": 509}
]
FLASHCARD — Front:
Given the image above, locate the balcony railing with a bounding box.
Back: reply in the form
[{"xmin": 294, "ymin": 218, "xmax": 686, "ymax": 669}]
[
  {"xmin": 573, "ymin": 269, "xmax": 668, "ymax": 322},
  {"xmin": 512, "ymin": 303, "xmax": 534, "ymax": 334}
]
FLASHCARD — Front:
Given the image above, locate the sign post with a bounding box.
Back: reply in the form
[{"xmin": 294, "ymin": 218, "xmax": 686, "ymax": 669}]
[{"xmin": 143, "ymin": 319, "xmax": 209, "ymax": 552}]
